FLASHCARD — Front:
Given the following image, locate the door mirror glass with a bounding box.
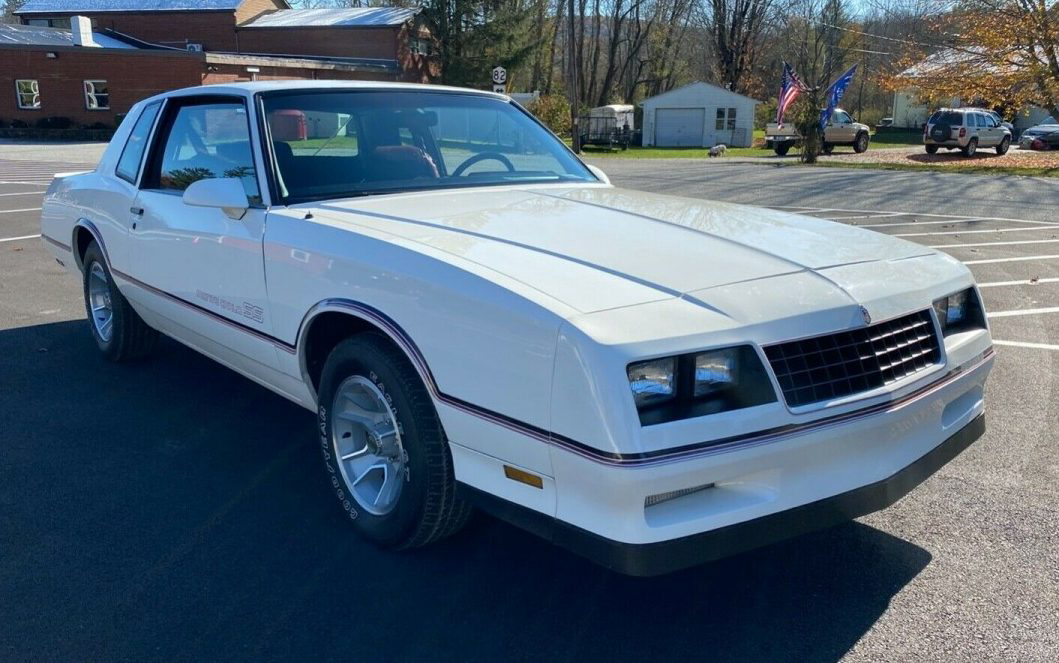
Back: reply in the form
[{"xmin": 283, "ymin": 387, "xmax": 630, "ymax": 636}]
[{"xmin": 182, "ymin": 177, "xmax": 250, "ymax": 220}]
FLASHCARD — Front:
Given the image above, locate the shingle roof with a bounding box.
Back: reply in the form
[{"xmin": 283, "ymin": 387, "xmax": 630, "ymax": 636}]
[
  {"xmin": 16, "ymin": 0, "xmax": 245, "ymax": 14},
  {"xmin": 0, "ymin": 22, "xmax": 137, "ymax": 48},
  {"xmin": 242, "ymin": 8, "xmax": 418, "ymax": 28}
]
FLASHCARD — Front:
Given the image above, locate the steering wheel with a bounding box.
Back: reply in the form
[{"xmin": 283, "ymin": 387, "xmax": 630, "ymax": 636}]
[{"xmin": 451, "ymin": 152, "xmax": 516, "ymax": 177}]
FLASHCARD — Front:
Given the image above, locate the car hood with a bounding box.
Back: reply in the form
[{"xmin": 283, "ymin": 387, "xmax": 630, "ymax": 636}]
[{"xmin": 311, "ymin": 185, "xmax": 939, "ymax": 314}]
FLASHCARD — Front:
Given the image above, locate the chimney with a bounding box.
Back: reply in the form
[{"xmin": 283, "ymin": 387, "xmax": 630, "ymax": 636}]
[{"xmin": 71, "ymin": 15, "xmax": 98, "ymax": 48}]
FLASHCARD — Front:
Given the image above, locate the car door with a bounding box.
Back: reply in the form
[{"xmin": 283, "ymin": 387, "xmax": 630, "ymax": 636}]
[
  {"xmin": 828, "ymin": 111, "xmax": 854, "ymax": 143},
  {"xmin": 129, "ymin": 95, "xmax": 276, "ymax": 369}
]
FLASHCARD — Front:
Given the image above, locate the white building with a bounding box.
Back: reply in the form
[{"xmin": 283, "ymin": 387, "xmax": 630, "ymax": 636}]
[
  {"xmin": 641, "ymin": 81, "xmax": 759, "ymax": 147},
  {"xmin": 891, "ymin": 89, "xmax": 1054, "ymax": 130}
]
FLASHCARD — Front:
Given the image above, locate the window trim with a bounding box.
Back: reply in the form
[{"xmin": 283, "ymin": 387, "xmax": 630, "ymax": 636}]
[
  {"xmin": 115, "ymin": 100, "xmax": 163, "ymax": 186},
  {"xmin": 142, "ymin": 94, "xmax": 264, "ymax": 205},
  {"xmin": 15, "ymin": 79, "xmax": 41, "ymax": 110},
  {"xmin": 83, "ymin": 79, "xmax": 110, "ymax": 111}
]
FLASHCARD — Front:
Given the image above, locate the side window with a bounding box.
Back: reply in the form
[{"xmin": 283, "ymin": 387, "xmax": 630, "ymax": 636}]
[
  {"xmin": 151, "ymin": 101, "xmax": 259, "ymax": 201},
  {"xmin": 727, "ymin": 107, "xmax": 737, "ymax": 130},
  {"xmin": 116, "ymin": 101, "xmax": 161, "ymax": 184},
  {"xmin": 84, "ymin": 80, "xmax": 109, "ymax": 110},
  {"xmin": 715, "ymin": 108, "xmax": 725, "ymax": 131}
]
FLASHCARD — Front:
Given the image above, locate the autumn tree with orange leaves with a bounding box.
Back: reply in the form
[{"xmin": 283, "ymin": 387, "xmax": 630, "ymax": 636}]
[{"xmin": 888, "ymin": 0, "xmax": 1059, "ymax": 118}]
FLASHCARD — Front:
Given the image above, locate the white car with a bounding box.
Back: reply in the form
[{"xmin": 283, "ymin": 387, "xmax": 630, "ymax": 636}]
[{"xmin": 40, "ymin": 82, "xmax": 994, "ymax": 575}]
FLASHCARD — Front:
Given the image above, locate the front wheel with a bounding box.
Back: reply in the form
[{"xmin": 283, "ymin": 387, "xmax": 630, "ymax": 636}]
[
  {"xmin": 854, "ymin": 132, "xmax": 869, "ymax": 153},
  {"xmin": 996, "ymin": 136, "xmax": 1010, "ymax": 155},
  {"xmin": 925, "ymin": 144, "xmax": 939, "ymax": 154},
  {"xmin": 962, "ymin": 138, "xmax": 978, "ymax": 157},
  {"xmin": 81, "ymin": 241, "xmax": 158, "ymax": 361},
  {"xmin": 317, "ymin": 333, "xmax": 471, "ymax": 550}
]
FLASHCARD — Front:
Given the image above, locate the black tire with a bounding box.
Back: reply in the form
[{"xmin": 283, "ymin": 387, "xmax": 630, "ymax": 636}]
[
  {"xmin": 930, "ymin": 124, "xmax": 952, "ymax": 142},
  {"xmin": 996, "ymin": 136, "xmax": 1010, "ymax": 155},
  {"xmin": 317, "ymin": 333, "xmax": 471, "ymax": 550},
  {"xmin": 854, "ymin": 132, "xmax": 869, "ymax": 153},
  {"xmin": 81, "ymin": 241, "xmax": 158, "ymax": 361},
  {"xmin": 821, "ymin": 143, "xmax": 834, "ymax": 155},
  {"xmin": 774, "ymin": 142, "xmax": 791, "ymax": 156},
  {"xmin": 962, "ymin": 138, "xmax": 978, "ymax": 157},
  {"xmin": 925, "ymin": 144, "xmax": 939, "ymax": 154}
]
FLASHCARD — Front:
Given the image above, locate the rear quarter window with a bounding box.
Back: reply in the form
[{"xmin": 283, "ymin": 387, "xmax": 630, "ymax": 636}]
[
  {"xmin": 116, "ymin": 101, "xmax": 161, "ymax": 184},
  {"xmin": 933, "ymin": 111, "xmax": 964, "ymax": 125}
]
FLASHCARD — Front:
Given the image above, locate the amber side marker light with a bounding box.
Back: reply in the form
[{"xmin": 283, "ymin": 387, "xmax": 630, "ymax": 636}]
[{"xmin": 503, "ymin": 465, "xmax": 544, "ymax": 489}]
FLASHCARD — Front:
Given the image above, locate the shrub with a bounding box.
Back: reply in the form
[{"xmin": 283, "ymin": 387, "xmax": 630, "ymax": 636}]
[
  {"xmin": 528, "ymin": 95, "xmax": 571, "ymax": 136},
  {"xmin": 10, "ymin": 119, "xmax": 29, "ymax": 129},
  {"xmin": 0, "ymin": 118, "xmax": 8, "ymax": 129},
  {"xmin": 36, "ymin": 116, "xmax": 74, "ymax": 129}
]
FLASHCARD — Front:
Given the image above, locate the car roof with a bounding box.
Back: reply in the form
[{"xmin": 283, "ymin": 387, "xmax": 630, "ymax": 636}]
[{"xmin": 140, "ymin": 80, "xmax": 507, "ymax": 104}]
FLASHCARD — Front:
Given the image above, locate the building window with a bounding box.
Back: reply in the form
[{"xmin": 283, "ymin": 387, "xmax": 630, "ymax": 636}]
[
  {"xmin": 16, "ymin": 80, "xmax": 41, "ymax": 109},
  {"xmin": 25, "ymin": 18, "xmax": 70, "ymax": 28},
  {"xmin": 410, "ymin": 37, "xmax": 432, "ymax": 56},
  {"xmin": 84, "ymin": 80, "xmax": 109, "ymax": 110},
  {"xmin": 715, "ymin": 107, "xmax": 737, "ymax": 131}
]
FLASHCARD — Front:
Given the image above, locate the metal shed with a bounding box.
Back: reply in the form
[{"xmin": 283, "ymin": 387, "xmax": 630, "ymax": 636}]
[{"xmin": 641, "ymin": 81, "xmax": 759, "ymax": 148}]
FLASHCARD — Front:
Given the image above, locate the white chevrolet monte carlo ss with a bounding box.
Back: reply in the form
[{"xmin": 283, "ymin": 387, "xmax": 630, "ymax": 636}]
[{"xmin": 41, "ymin": 82, "xmax": 993, "ymax": 575}]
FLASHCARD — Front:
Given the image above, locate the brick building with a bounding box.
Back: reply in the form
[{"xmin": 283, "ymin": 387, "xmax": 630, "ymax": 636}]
[{"xmin": 4, "ymin": 0, "xmax": 438, "ymax": 127}]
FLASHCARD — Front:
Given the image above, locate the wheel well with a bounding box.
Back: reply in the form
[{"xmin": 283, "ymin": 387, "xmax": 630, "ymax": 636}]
[
  {"xmin": 302, "ymin": 311, "xmax": 394, "ymax": 393},
  {"xmin": 73, "ymin": 226, "xmax": 94, "ymax": 271}
]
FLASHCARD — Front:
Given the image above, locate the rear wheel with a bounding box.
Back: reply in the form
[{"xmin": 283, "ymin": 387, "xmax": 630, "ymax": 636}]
[
  {"xmin": 317, "ymin": 333, "xmax": 471, "ymax": 549},
  {"xmin": 773, "ymin": 142, "xmax": 791, "ymax": 156},
  {"xmin": 81, "ymin": 241, "xmax": 158, "ymax": 361},
  {"xmin": 853, "ymin": 132, "xmax": 869, "ymax": 153},
  {"xmin": 996, "ymin": 136, "xmax": 1010, "ymax": 155},
  {"xmin": 925, "ymin": 144, "xmax": 939, "ymax": 154},
  {"xmin": 962, "ymin": 138, "xmax": 978, "ymax": 157}
]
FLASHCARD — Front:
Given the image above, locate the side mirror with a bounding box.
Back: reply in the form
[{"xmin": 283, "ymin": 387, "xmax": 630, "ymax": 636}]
[
  {"xmin": 182, "ymin": 178, "xmax": 250, "ymax": 220},
  {"xmin": 587, "ymin": 164, "xmax": 610, "ymax": 185}
]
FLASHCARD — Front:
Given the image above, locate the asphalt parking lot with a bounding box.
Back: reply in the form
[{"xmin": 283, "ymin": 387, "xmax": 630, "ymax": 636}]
[{"xmin": 2, "ymin": 152, "xmax": 1057, "ymax": 662}]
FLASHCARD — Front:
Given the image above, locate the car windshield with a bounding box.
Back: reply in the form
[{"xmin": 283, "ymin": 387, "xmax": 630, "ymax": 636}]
[
  {"xmin": 930, "ymin": 111, "xmax": 963, "ymax": 125},
  {"xmin": 262, "ymin": 90, "xmax": 596, "ymax": 203}
]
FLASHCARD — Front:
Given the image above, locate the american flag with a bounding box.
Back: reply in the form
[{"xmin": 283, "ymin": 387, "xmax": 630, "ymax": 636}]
[{"xmin": 776, "ymin": 62, "xmax": 807, "ymax": 125}]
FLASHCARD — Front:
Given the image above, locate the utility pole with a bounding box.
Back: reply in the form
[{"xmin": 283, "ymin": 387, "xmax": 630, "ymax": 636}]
[{"xmin": 567, "ymin": 0, "xmax": 581, "ymax": 153}]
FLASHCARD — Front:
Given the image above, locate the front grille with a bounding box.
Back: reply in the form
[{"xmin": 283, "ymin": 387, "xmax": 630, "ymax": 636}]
[{"xmin": 764, "ymin": 310, "xmax": 940, "ymax": 407}]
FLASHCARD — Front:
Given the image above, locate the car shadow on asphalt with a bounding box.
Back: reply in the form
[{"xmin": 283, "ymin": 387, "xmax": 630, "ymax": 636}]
[{"xmin": 1, "ymin": 320, "xmax": 931, "ymax": 663}]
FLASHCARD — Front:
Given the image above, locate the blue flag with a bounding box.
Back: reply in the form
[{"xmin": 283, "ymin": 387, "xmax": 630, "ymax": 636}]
[{"xmin": 819, "ymin": 65, "xmax": 857, "ymax": 130}]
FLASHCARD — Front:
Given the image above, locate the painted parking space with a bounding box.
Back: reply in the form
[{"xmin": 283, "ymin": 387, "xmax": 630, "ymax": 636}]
[{"xmin": 768, "ymin": 205, "xmax": 1059, "ymax": 352}]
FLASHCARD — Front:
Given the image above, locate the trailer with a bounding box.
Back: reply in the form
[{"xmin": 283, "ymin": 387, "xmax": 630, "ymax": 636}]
[{"xmin": 579, "ymin": 104, "xmax": 635, "ymax": 150}]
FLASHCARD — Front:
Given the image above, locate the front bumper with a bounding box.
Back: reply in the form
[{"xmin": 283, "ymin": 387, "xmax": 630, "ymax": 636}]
[{"xmin": 462, "ymin": 413, "xmax": 985, "ymax": 576}]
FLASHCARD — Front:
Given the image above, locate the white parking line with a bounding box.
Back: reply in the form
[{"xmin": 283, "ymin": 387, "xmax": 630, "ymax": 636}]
[
  {"xmin": 0, "ymin": 207, "xmax": 42, "ymax": 214},
  {"xmin": 989, "ymin": 306, "xmax": 1059, "ymax": 318},
  {"xmin": 821, "ymin": 212, "xmax": 905, "ymax": 221},
  {"xmin": 771, "ymin": 205, "xmax": 1059, "ymax": 225},
  {"xmin": 895, "ymin": 226, "xmax": 1058, "ymax": 237},
  {"xmin": 993, "ymin": 340, "xmax": 1059, "ymax": 351},
  {"xmin": 930, "ymin": 238, "xmax": 1059, "ymax": 249},
  {"xmin": 0, "ymin": 233, "xmax": 40, "ymax": 243},
  {"xmin": 979, "ymin": 277, "xmax": 1059, "ymax": 288},
  {"xmin": 0, "ymin": 181, "xmax": 48, "ymax": 186},
  {"xmin": 0, "ymin": 191, "xmax": 42, "ymax": 197},
  {"xmin": 963, "ymin": 254, "xmax": 1059, "ymax": 265}
]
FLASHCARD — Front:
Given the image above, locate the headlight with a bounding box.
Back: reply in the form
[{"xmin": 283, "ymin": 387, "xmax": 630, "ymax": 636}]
[
  {"xmin": 626, "ymin": 357, "xmax": 676, "ymax": 409},
  {"xmin": 933, "ymin": 288, "xmax": 986, "ymax": 336},
  {"xmin": 627, "ymin": 346, "xmax": 776, "ymax": 425}
]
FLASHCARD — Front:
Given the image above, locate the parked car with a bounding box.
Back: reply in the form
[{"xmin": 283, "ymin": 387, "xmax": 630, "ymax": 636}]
[
  {"xmin": 764, "ymin": 108, "xmax": 870, "ymax": 155},
  {"xmin": 876, "ymin": 117, "xmax": 894, "ymax": 128},
  {"xmin": 40, "ymin": 82, "xmax": 994, "ymax": 576},
  {"xmin": 1019, "ymin": 121, "xmax": 1059, "ymax": 150},
  {"xmin": 924, "ymin": 108, "xmax": 1011, "ymax": 156}
]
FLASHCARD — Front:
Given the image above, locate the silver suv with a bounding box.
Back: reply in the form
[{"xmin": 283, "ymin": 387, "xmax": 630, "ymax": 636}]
[{"xmin": 924, "ymin": 108, "xmax": 1011, "ymax": 157}]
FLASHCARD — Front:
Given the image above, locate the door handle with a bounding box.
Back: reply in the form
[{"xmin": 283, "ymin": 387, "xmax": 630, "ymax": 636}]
[{"xmin": 130, "ymin": 206, "xmax": 144, "ymax": 216}]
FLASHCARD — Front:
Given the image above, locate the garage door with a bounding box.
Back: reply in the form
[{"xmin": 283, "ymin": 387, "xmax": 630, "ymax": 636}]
[{"xmin": 654, "ymin": 108, "xmax": 705, "ymax": 147}]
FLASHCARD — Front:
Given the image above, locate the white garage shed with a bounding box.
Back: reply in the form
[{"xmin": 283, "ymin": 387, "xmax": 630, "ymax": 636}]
[{"xmin": 642, "ymin": 82, "xmax": 760, "ymax": 148}]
